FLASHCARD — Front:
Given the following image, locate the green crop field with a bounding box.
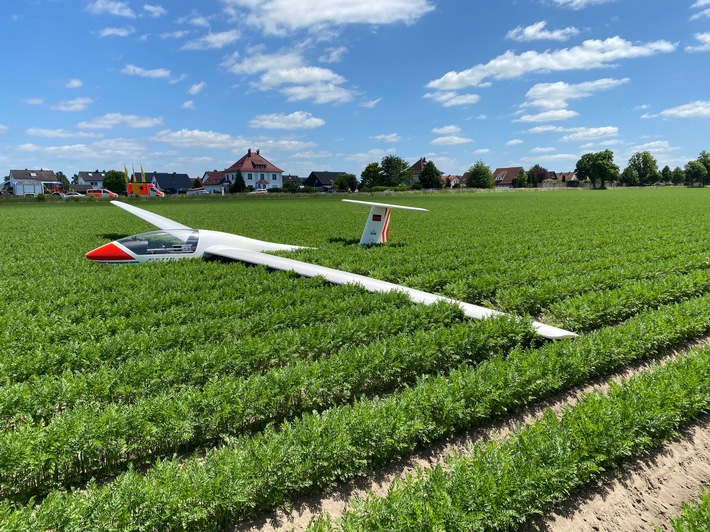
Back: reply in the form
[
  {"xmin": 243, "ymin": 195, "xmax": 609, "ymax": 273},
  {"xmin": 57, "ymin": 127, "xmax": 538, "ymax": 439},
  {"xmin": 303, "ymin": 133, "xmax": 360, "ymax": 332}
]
[{"xmin": 1, "ymin": 188, "xmax": 710, "ymax": 530}]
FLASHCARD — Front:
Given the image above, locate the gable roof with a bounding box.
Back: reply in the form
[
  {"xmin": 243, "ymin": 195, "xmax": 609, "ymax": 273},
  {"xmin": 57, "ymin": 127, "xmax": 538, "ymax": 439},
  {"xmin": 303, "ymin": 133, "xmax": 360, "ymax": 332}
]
[
  {"xmin": 226, "ymin": 149, "xmax": 282, "ymax": 174},
  {"xmin": 492, "ymin": 167, "xmax": 524, "ymax": 186},
  {"xmin": 304, "ymin": 171, "xmax": 345, "ymax": 187},
  {"xmin": 141, "ymin": 172, "xmax": 193, "ymax": 190},
  {"xmin": 10, "ymin": 169, "xmax": 58, "ymax": 181},
  {"xmin": 409, "ymin": 158, "xmax": 428, "ymax": 174},
  {"xmin": 282, "ymin": 174, "xmax": 303, "ymax": 184},
  {"xmin": 202, "ymin": 170, "xmax": 227, "ymax": 186}
]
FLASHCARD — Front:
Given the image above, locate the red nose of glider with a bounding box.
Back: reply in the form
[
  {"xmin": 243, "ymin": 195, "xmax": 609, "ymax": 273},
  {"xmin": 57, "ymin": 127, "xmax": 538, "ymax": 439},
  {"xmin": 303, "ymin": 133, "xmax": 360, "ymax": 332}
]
[{"xmin": 86, "ymin": 242, "xmax": 135, "ymax": 262}]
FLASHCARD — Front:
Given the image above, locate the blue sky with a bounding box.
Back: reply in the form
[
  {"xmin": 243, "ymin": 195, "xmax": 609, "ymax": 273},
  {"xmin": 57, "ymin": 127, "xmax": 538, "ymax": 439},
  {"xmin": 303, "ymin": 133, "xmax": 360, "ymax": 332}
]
[{"xmin": 2, "ymin": 0, "xmax": 709, "ymax": 180}]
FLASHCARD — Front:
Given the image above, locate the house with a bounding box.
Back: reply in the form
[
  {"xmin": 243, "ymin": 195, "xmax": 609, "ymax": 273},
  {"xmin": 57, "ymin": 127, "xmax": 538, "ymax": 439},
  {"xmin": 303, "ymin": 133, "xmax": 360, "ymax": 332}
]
[
  {"xmin": 442, "ymin": 175, "xmax": 461, "ymax": 188},
  {"xmin": 282, "ymin": 174, "xmax": 303, "ymax": 188},
  {"xmin": 225, "ymin": 149, "xmax": 283, "ymax": 190},
  {"xmin": 8, "ymin": 169, "xmax": 58, "ymax": 195},
  {"xmin": 132, "ymin": 171, "xmax": 193, "ymax": 194},
  {"xmin": 303, "ymin": 171, "xmax": 346, "ymax": 190},
  {"xmin": 201, "ymin": 170, "xmax": 227, "ymax": 194},
  {"xmin": 492, "ymin": 167, "xmax": 524, "ymax": 188},
  {"xmin": 557, "ymin": 171, "xmax": 577, "ymax": 182},
  {"xmin": 408, "ymin": 157, "xmax": 429, "ymax": 184},
  {"xmin": 76, "ymin": 170, "xmax": 107, "ymax": 187}
]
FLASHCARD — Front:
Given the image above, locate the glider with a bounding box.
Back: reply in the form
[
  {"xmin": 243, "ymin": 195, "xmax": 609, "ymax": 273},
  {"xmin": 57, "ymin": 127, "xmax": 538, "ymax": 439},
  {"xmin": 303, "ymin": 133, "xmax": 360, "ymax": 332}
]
[{"xmin": 86, "ymin": 200, "xmax": 577, "ymax": 340}]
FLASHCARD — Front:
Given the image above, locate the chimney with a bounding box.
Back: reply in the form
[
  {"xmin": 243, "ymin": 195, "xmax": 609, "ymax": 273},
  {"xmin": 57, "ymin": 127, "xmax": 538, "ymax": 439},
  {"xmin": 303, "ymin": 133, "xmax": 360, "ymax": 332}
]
[
  {"xmin": 247, "ymin": 148, "xmax": 251, "ymax": 157},
  {"xmin": 256, "ymin": 149, "xmax": 260, "ymax": 155}
]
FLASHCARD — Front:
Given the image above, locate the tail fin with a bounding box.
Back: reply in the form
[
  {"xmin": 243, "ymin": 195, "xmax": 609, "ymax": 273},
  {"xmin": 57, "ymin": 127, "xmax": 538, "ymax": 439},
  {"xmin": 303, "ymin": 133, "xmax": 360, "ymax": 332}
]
[{"xmin": 342, "ymin": 199, "xmax": 428, "ymax": 245}]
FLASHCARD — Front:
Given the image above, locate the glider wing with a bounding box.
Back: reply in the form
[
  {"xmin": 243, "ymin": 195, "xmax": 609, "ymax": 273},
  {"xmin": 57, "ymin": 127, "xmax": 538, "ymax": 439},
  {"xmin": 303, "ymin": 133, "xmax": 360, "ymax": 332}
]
[
  {"xmin": 110, "ymin": 201, "xmax": 193, "ymax": 230},
  {"xmin": 204, "ymin": 245, "xmax": 577, "ymax": 340}
]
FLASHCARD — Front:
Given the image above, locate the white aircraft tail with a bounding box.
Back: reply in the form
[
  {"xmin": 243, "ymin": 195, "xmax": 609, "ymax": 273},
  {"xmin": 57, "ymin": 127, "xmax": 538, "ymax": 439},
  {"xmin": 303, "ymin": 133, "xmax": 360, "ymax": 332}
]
[{"xmin": 342, "ymin": 199, "xmax": 428, "ymax": 245}]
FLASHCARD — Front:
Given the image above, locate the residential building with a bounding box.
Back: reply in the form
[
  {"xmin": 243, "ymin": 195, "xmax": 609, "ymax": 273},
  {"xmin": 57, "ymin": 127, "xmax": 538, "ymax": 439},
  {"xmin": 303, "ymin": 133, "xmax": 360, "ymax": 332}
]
[
  {"xmin": 303, "ymin": 171, "xmax": 346, "ymax": 190},
  {"xmin": 492, "ymin": 167, "xmax": 524, "ymax": 188},
  {"xmin": 282, "ymin": 174, "xmax": 303, "ymax": 188},
  {"xmin": 201, "ymin": 170, "xmax": 227, "ymax": 193},
  {"xmin": 8, "ymin": 169, "xmax": 58, "ymax": 195},
  {"xmin": 408, "ymin": 157, "xmax": 428, "ymax": 185},
  {"xmin": 225, "ymin": 149, "xmax": 283, "ymax": 190},
  {"xmin": 131, "ymin": 171, "xmax": 193, "ymax": 194},
  {"xmin": 76, "ymin": 170, "xmax": 107, "ymax": 187}
]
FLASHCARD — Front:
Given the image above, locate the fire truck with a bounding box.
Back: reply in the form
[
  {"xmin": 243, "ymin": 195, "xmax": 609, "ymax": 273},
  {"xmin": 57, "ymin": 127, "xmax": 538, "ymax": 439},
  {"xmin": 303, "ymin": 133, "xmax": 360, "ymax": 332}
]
[
  {"xmin": 42, "ymin": 181, "xmax": 65, "ymax": 196},
  {"xmin": 127, "ymin": 183, "xmax": 165, "ymax": 197}
]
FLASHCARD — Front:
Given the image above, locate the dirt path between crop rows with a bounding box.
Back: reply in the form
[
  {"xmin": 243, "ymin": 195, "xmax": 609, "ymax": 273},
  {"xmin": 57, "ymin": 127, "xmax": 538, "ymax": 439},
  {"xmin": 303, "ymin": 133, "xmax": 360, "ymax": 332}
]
[{"xmin": 236, "ymin": 339, "xmax": 710, "ymax": 531}]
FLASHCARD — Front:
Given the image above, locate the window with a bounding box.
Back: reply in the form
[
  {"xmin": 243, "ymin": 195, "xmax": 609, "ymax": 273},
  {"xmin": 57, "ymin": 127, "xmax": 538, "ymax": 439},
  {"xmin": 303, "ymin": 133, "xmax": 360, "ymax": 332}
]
[
  {"xmin": 248, "ymin": 174, "xmax": 253, "ymax": 180},
  {"xmin": 260, "ymin": 174, "xmax": 265, "ymax": 179},
  {"xmin": 272, "ymin": 174, "xmax": 277, "ymax": 181}
]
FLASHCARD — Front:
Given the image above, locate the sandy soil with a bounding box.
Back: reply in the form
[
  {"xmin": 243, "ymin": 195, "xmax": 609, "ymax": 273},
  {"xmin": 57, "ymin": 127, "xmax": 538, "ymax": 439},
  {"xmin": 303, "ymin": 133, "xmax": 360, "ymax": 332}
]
[{"xmin": 236, "ymin": 342, "xmax": 710, "ymax": 531}]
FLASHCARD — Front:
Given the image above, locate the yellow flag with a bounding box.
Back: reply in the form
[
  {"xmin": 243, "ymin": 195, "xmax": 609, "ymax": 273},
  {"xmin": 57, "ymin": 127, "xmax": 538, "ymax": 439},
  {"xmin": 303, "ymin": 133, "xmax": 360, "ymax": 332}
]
[
  {"xmin": 132, "ymin": 165, "xmax": 136, "ymax": 183},
  {"xmin": 124, "ymin": 165, "xmax": 129, "ymax": 184},
  {"xmin": 141, "ymin": 165, "xmax": 146, "ymax": 183}
]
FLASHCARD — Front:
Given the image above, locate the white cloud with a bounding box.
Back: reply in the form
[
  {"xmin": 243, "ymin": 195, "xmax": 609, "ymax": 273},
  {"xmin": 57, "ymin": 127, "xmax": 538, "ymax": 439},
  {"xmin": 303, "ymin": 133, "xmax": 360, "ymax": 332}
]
[
  {"xmin": 153, "ymin": 128, "xmax": 239, "ymax": 148},
  {"xmin": 224, "ymin": 49, "xmax": 353, "ymax": 104},
  {"xmin": 99, "ymin": 26, "xmax": 135, "ymax": 37},
  {"xmin": 181, "ymin": 100, "xmax": 195, "ymax": 109},
  {"xmin": 65, "ymin": 78, "xmax": 83, "ymax": 89},
  {"xmin": 250, "ymin": 111, "xmax": 325, "ymax": 129},
  {"xmin": 122, "ymin": 64, "xmax": 171, "ymax": 78},
  {"xmin": 506, "ymin": 21, "xmax": 580, "ymax": 42},
  {"xmin": 26, "ymin": 128, "xmax": 102, "ymax": 138},
  {"xmin": 432, "ymin": 125, "xmax": 461, "ymax": 135},
  {"xmin": 371, "ymin": 133, "xmax": 401, "ymax": 142},
  {"xmin": 522, "ymin": 77, "xmax": 630, "ymax": 109},
  {"xmin": 187, "ymin": 82, "xmax": 206, "ymax": 95},
  {"xmin": 160, "ymin": 30, "xmax": 190, "ymax": 39},
  {"xmin": 474, "ymin": 148, "xmax": 490, "ymax": 154},
  {"xmin": 0, "ymin": 125, "xmax": 8, "ymax": 134},
  {"xmin": 526, "ymin": 125, "xmax": 566, "ymax": 134},
  {"xmin": 551, "ymin": 0, "xmax": 616, "ymax": 9},
  {"xmin": 531, "ymin": 146, "xmax": 556, "ymax": 153},
  {"xmin": 517, "ymin": 109, "xmax": 579, "ymax": 122},
  {"xmin": 77, "ymin": 113, "xmax": 164, "ymax": 129},
  {"xmin": 632, "ymin": 140, "xmax": 678, "ymax": 153},
  {"xmin": 182, "ymin": 30, "xmax": 240, "ymax": 50},
  {"xmin": 427, "ymin": 37, "xmax": 675, "ymax": 91},
  {"xmin": 143, "ymin": 4, "xmax": 166, "ymax": 17},
  {"xmin": 424, "ymin": 91, "xmax": 480, "ymax": 107},
  {"xmin": 506, "ymin": 139, "xmax": 524, "ymax": 145},
  {"xmin": 177, "ymin": 10, "xmax": 212, "ymax": 27},
  {"xmin": 86, "ymin": 0, "xmax": 135, "ymax": 18},
  {"xmin": 690, "ymin": 8, "xmax": 710, "ymax": 21},
  {"xmin": 319, "ymin": 47, "xmax": 348, "ymax": 63},
  {"xmin": 692, "ymin": 0, "xmax": 710, "ymax": 7},
  {"xmin": 24, "ymin": 97, "xmax": 44, "ymax": 105},
  {"xmin": 360, "ymin": 98, "xmax": 381, "ymax": 108},
  {"xmin": 52, "ymin": 97, "xmax": 94, "ymax": 112},
  {"xmin": 227, "ymin": 0, "xmax": 435, "ymax": 34},
  {"xmin": 685, "ymin": 32, "xmax": 710, "ymax": 52},
  {"xmin": 659, "ymin": 100, "xmax": 710, "ymax": 118},
  {"xmin": 560, "ymin": 126, "xmax": 619, "ymax": 141},
  {"xmin": 431, "ymin": 136, "xmax": 473, "ymax": 145}
]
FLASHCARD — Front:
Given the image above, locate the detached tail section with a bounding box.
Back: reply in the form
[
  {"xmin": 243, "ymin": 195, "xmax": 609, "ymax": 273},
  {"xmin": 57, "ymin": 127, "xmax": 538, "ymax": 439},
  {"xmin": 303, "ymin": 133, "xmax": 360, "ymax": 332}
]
[{"xmin": 342, "ymin": 199, "xmax": 428, "ymax": 245}]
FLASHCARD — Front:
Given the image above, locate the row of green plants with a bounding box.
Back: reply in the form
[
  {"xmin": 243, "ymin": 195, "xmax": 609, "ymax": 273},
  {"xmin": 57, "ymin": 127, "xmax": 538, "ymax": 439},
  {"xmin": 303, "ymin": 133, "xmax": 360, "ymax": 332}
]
[
  {"xmin": 0, "ymin": 315, "xmax": 531, "ymax": 503},
  {"xmin": 0, "ymin": 301, "xmax": 463, "ymax": 430},
  {"xmin": 315, "ymin": 345, "xmax": 710, "ymax": 530},
  {"xmin": 669, "ymin": 486, "xmax": 710, "ymax": 531},
  {"xmin": 3, "ymin": 294, "xmax": 710, "ymax": 528}
]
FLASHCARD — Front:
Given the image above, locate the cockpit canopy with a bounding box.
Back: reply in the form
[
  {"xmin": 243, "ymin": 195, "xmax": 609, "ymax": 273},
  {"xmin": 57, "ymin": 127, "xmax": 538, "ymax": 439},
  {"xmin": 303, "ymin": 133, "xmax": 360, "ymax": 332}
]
[{"xmin": 117, "ymin": 230, "xmax": 199, "ymax": 255}]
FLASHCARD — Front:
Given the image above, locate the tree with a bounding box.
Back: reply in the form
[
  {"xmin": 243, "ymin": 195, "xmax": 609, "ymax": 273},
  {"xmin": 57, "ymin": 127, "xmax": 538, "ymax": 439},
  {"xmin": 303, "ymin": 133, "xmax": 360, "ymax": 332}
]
[
  {"xmin": 334, "ymin": 173, "xmax": 358, "ymax": 192},
  {"xmin": 527, "ymin": 164, "xmax": 547, "ymax": 188},
  {"xmin": 671, "ymin": 166, "xmax": 685, "ymax": 186},
  {"xmin": 56, "ymin": 171, "xmax": 70, "ymax": 191},
  {"xmin": 380, "ymin": 155, "xmax": 411, "ymax": 187},
  {"xmin": 626, "ymin": 151, "xmax": 659, "ymax": 186},
  {"xmin": 619, "ymin": 165, "xmax": 638, "ymax": 187},
  {"xmin": 360, "ymin": 162, "xmax": 381, "ymax": 189},
  {"xmin": 697, "ymin": 150, "xmax": 710, "ymax": 185},
  {"xmin": 192, "ymin": 178, "xmax": 202, "ymax": 188},
  {"xmin": 660, "ymin": 165, "xmax": 672, "ymax": 184},
  {"xmin": 418, "ymin": 160, "xmax": 443, "ymax": 189},
  {"xmin": 512, "ymin": 168, "xmax": 527, "ymax": 188},
  {"xmin": 466, "ymin": 160, "xmax": 494, "ymax": 189},
  {"xmin": 103, "ymin": 170, "xmax": 127, "ymax": 194},
  {"xmin": 575, "ymin": 150, "xmax": 619, "ymax": 189},
  {"xmin": 685, "ymin": 160, "xmax": 708, "ymax": 187},
  {"xmin": 229, "ymin": 170, "xmax": 246, "ymax": 193}
]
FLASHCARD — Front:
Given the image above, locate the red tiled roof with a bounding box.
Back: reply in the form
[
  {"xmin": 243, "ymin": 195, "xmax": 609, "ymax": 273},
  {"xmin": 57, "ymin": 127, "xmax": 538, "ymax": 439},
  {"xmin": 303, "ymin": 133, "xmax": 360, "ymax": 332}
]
[
  {"xmin": 493, "ymin": 167, "xmax": 523, "ymax": 186},
  {"xmin": 202, "ymin": 171, "xmax": 226, "ymax": 186},
  {"xmin": 226, "ymin": 149, "xmax": 282, "ymax": 174}
]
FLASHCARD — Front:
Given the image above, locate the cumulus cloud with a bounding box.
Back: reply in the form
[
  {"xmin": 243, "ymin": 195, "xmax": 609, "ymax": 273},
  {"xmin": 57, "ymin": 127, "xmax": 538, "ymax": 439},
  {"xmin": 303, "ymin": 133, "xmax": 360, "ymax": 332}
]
[
  {"xmin": 517, "ymin": 109, "xmax": 579, "ymax": 122},
  {"xmin": 427, "ymin": 37, "xmax": 675, "ymax": 91},
  {"xmin": 52, "ymin": 97, "xmax": 94, "ymax": 112},
  {"xmin": 686, "ymin": 32, "xmax": 710, "ymax": 52},
  {"xmin": 371, "ymin": 133, "xmax": 401, "ymax": 142},
  {"xmin": 659, "ymin": 100, "xmax": 710, "ymax": 118},
  {"xmin": 122, "ymin": 64, "xmax": 171, "ymax": 78},
  {"xmin": 506, "ymin": 21, "xmax": 580, "ymax": 42},
  {"xmin": 187, "ymin": 82, "xmax": 206, "ymax": 95},
  {"xmin": 522, "ymin": 77, "xmax": 630, "ymax": 109},
  {"xmin": 432, "ymin": 125, "xmax": 461, "ymax": 135},
  {"xmin": 360, "ymin": 98, "xmax": 381, "ymax": 108},
  {"xmin": 431, "ymin": 136, "xmax": 473, "ymax": 145},
  {"xmin": 551, "ymin": 0, "xmax": 616, "ymax": 9},
  {"xmin": 249, "ymin": 111, "xmax": 325, "ymax": 129},
  {"xmin": 424, "ymin": 91, "xmax": 480, "ymax": 107},
  {"xmin": 143, "ymin": 4, "xmax": 166, "ymax": 17},
  {"xmin": 77, "ymin": 113, "xmax": 164, "ymax": 129},
  {"xmin": 506, "ymin": 139, "xmax": 524, "ymax": 145},
  {"xmin": 319, "ymin": 47, "xmax": 348, "ymax": 63},
  {"xmin": 560, "ymin": 126, "xmax": 619, "ymax": 141},
  {"xmin": 180, "ymin": 100, "xmax": 195, "ymax": 109},
  {"xmin": 26, "ymin": 128, "xmax": 102, "ymax": 138},
  {"xmin": 99, "ymin": 26, "xmax": 135, "ymax": 37},
  {"xmin": 86, "ymin": 0, "xmax": 135, "ymax": 17},
  {"xmin": 65, "ymin": 78, "xmax": 83, "ymax": 89},
  {"xmin": 225, "ymin": 0, "xmax": 435, "ymax": 34},
  {"xmin": 182, "ymin": 30, "xmax": 240, "ymax": 50}
]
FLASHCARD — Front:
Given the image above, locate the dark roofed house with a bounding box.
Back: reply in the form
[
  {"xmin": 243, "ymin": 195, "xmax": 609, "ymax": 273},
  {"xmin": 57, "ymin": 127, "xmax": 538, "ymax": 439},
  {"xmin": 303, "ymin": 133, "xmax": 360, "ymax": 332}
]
[
  {"xmin": 282, "ymin": 174, "xmax": 303, "ymax": 187},
  {"xmin": 225, "ymin": 149, "xmax": 283, "ymax": 190},
  {"xmin": 8, "ymin": 169, "xmax": 57, "ymax": 196},
  {"xmin": 139, "ymin": 171, "xmax": 193, "ymax": 194},
  {"xmin": 492, "ymin": 167, "xmax": 524, "ymax": 188},
  {"xmin": 303, "ymin": 171, "xmax": 346, "ymax": 190},
  {"xmin": 408, "ymin": 157, "xmax": 428, "ymax": 185},
  {"xmin": 76, "ymin": 170, "xmax": 107, "ymax": 187}
]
